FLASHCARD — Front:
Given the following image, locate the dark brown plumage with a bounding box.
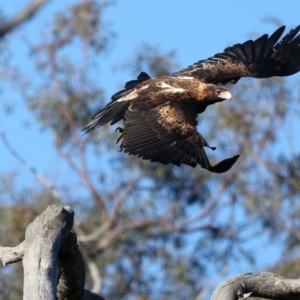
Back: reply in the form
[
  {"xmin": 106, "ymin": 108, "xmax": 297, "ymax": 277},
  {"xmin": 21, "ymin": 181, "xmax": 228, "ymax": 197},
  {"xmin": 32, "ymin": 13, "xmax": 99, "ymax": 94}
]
[{"xmin": 83, "ymin": 25, "xmax": 300, "ymax": 173}]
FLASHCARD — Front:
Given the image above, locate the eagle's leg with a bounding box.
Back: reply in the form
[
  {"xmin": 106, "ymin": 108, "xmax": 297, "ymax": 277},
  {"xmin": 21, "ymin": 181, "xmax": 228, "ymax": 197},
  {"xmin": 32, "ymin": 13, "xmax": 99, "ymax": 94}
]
[{"xmin": 115, "ymin": 127, "xmax": 124, "ymax": 151}]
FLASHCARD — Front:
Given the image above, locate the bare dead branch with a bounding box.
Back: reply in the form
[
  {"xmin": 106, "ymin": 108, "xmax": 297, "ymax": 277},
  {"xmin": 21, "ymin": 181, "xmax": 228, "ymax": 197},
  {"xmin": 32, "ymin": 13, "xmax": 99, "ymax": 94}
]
[
  {"xmin": 22, "ymin": 205, "xmax": 74, "ymax": 299},
  {"xmin": 77, "ymin": 222, "xmax": 109, "ymax": 242},
  {"xmin": 2, "ymin": 205, "xmax": 300, "ymax": 300},
  {"xmin": 0, "ymin": 0, "xmax": 49, "ymax": 38},
  {"xmin": 211, "ymin": 272, "xmax": 300, "ymax": 300},
  {"xmin": 0, "ymin": 205, "xmax": 106, "ymax": 300},
  {"xmin": 0, "ymin": 241, "xmax": 25, "ymax": 266}
]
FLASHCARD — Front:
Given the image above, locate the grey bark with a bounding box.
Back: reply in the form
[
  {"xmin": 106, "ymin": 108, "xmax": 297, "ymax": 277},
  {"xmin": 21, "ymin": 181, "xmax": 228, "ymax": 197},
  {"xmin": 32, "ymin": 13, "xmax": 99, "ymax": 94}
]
[
  {"xmin": 0, "ymin": 204, "xmax": 105, "ymax": 300},
  {"xmin": 1, "ymin": 205, "xmax": 300, "ymax": 300},
  {"xmin": 211, "ymin": 272, "xmax": 300, "ymax": 300}
]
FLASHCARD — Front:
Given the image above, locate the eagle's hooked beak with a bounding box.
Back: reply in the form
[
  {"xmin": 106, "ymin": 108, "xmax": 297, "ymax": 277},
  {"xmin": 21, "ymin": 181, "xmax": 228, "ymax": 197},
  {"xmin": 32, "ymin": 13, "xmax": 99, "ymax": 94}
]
[{"xmin": 217, "ymin": 90, "xmax": 232, "ymax": 100}]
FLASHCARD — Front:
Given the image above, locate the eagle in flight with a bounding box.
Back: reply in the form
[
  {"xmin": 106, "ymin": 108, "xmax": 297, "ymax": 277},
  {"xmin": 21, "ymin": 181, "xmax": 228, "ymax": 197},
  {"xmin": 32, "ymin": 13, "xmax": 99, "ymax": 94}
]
[{"xmin": 84, "ymin": 25, "xmax": 300, "ymax": 173}]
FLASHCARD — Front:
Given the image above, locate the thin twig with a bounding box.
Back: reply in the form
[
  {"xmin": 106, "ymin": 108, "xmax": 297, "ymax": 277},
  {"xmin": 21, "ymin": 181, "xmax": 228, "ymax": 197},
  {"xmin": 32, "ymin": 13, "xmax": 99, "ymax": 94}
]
[
  {"xmin": 55, "ymin": 102, "xmax": 108, "ymax": 223},
  {"xmin": 0, "ymin": 130, "xmax": 60, "ymax": 200},
  {"xmin": 196, "ymin": 266, "xmax": 229, "ymax": 300},
  {"xmin": 95, "ymin": 218, "xmax": 162, "ymax": 251},
  {"xmin": 79, "ymin": 244, "xmax": 103, "ymax": 293},
  {"xmin": 77, "ymin": 222, "xmax": 109, "ymax": 242}
]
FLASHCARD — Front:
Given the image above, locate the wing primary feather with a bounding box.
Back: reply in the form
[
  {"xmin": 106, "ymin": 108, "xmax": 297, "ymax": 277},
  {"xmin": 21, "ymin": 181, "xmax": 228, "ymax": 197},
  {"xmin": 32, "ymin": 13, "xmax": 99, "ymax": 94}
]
[
  {"xmin": 225, "ymin": 44, "xmax": 247, "ymax": 60},
  {"xmin": 263, "ymin": 25, "xmax": 286, "ymax": 57},
  {"xmin": 82, "ymin": 100, "xmax": 130, "ymax": 133},
  {"xmin": 242, "ymin": 40, "xmax": 255, "ymax": 60},
  {"xmin": 253, "ymin": 34, "xmax": 268, "ymax": 59},
  {"xmin": 173, "ymin": 25, "xmax": 300, "ymax": 83}
]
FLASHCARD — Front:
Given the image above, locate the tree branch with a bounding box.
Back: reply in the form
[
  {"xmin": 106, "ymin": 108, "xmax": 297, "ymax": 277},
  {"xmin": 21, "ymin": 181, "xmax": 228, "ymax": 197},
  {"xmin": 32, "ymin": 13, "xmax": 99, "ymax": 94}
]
[
  {"xmin": 95, "ymin": 218, "xmax": 163, "ymax": 251},
  {"xmin": 2, "ymin": 206, "xmax": 300, "ymax": 300},
  {"xmin": 55, "ymin": 101, "xmax": 108, "ymax": 222},
  {"xmin": 211, "ymin": 272, "xmax": 300, "ymax": 300},
  {"xmin": 0, "ymin": 241, "xmax": 25, "ymax": 266},
  {"xmin": 0, "ymin": 205, "xmax": 106, "ymax": 300},
  {"xmin": 0, "ymin": 130, "xmax": 61, "ymax": 200},
  {"xmin": 0, "ymin": 0, "xmax": 49, "ymax": 38}
]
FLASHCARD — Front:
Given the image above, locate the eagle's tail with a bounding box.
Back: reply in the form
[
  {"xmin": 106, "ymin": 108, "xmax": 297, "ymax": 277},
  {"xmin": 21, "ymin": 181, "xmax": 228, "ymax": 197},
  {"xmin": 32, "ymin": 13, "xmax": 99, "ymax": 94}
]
[{"xmin": 207, "ymin": 154, "xmax": 239, "ymax": 173}]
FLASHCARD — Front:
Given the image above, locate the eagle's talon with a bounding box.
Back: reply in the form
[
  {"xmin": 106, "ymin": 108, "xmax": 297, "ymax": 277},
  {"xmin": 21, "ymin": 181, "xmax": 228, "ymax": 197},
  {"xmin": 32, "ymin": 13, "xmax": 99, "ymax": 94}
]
[{"xmin": 115, "ymin": 127, "xmax": 123, "ymax": 133}]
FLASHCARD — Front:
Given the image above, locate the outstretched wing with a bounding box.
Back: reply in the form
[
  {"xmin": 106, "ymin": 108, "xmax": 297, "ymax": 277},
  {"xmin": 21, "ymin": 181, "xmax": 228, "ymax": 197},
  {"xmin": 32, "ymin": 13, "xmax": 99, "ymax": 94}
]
[
  {"xmin": 82, "ymin": 72, "xmax": 151, "ymax": 133},
  {"xmin": 174, "ymin": 25, "xmax": 300, "ymax": 85},
  {"xmin": 122, "ymin": 98, "xmax": 239, "ymax": 173}
]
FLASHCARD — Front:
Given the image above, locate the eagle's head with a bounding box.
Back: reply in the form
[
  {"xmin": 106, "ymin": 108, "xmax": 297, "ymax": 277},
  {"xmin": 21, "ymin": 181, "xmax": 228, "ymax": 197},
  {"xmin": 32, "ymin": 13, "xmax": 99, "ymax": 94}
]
[{"xmin": 204, "ymin": 84, "xmax": 231, "ymax": 102}]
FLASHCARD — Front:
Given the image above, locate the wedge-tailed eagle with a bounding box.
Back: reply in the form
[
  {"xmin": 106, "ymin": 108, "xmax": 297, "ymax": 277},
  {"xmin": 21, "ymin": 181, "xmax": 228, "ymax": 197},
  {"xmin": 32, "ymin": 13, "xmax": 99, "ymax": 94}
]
[{"xmin": 83, "ymin": 25, "xmax": 300, "ymax": 173}]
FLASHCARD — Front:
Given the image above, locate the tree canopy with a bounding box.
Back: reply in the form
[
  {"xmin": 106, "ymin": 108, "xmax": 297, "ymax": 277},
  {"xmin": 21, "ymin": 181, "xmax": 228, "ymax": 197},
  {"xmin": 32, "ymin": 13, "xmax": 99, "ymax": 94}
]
[{"xmin": 1, "ymin": 1, "xmax": 300, "ymax": 299}]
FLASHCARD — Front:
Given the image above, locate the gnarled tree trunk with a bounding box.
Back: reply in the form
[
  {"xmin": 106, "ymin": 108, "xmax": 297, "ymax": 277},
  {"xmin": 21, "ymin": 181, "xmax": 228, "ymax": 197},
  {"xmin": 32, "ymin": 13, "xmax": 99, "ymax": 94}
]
[
  {"xmin": 1, "ymin": 204, "xmax": 300, "ymax": 300},
  {"xmin": 0, "ymin": 205, "xmax": 105, "ymax": 300}
]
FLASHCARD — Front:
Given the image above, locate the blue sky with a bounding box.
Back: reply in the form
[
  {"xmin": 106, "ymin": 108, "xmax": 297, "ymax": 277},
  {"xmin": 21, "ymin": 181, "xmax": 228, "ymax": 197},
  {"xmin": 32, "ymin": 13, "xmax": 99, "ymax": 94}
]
[
  {"xmin": 2, "ymin": 0, "xmax": 300, "ymax": 175},
  {"xmin": 1, "ymin": 0, "xmax": 300, "ymax": 287}
]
